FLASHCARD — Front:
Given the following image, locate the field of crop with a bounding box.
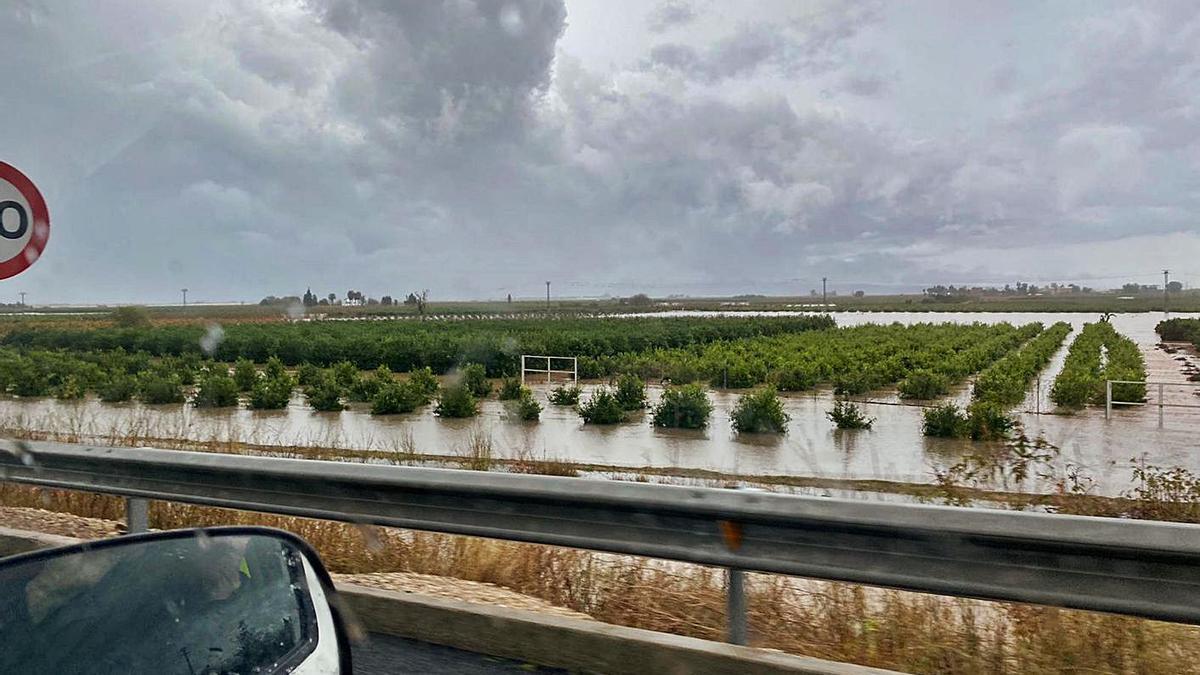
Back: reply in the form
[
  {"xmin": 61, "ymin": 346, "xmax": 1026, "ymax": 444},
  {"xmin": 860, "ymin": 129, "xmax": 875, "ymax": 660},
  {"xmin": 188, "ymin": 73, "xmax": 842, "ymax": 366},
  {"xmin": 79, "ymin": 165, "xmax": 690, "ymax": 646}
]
[
  {"xmin": 0, "ymin": 315, "xmax": 834, "ymax": 377},
  {"xmin": 1158, "ymin": 317, "xmax": 1200, "ymax": 347},
  {"xmin": 1051, "ymin": 322, "xmax": 1147, "ymax": 408},
  {"xmin": 971, "ymin": 322, "xmax": 1072, "ymax": 407},
  {"xmin": 598, "ymin": 322, "xmax": 1045, "ymax": 394}
]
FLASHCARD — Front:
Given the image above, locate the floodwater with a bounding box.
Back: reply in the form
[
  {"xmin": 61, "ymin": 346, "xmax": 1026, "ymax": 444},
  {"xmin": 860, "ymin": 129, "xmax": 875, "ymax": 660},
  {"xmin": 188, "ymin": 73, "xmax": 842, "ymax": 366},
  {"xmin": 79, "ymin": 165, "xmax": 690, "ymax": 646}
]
[{"xmin": 1, "ymin": 311, "xmax": 1197, "ymax": 495}]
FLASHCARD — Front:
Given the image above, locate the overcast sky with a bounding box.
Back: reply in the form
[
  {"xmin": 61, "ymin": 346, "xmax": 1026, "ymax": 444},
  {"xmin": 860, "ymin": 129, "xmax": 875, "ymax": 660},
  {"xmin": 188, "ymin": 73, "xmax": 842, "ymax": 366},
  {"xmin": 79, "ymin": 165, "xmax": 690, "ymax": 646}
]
[{"xmin": 2, "ymin": 0, "xmax": 1198, "ymax": 304}]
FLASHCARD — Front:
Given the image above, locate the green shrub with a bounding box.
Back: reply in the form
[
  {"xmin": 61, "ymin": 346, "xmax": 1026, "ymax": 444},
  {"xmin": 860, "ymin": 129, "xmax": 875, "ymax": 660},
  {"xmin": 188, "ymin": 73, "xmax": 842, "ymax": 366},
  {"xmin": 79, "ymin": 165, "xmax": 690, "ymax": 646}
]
[
  {"xmin": 897, "ymin": 370, "xmax": 950, "ymax": 400},
  {"xmin": 349, "ymin": 365, "xmax": 391, "ymax": 402},
  {"xmin": 137, "ymin": 371, "xmax": 185, "ymax": 404},
  {"xmin": 614, "ymin": 373, "xmax": 647, "ymax": 410},
  {"xmin": 97, "ymin": 372, "xmax": 137, "ymax": 402},
  {"xmin": 8, "ymin": 359, "xmax": 50, "ymax": 397},
  {"xmin": 826, "ymin": 399, "xmax": 874, "ymax": 430},
  {"xmin": 516, "ymin": 388, "xmax": 542, "ymax": 421},
  {"xmin": 332, "ymin": 361, "xmax": 360, "ymax": 389},
  {"xmin": 248, "ymin": 375, "xmax": 294, "ymax": 410},
  {"xmin": 966, "ymin": 402, "xmax": 1015, "ymax": 440},
  {"xmin": 232, "ymin": 358, "xmax": 259, "ymax": 392},
  {"xmin": 371, "ymin": 381, "xmax": 423, "ymax": 415},
  {"xmin": 923, "ymin": 404, "xmax": 968, "ymax": 438},
  {"xmin": 548, "ymin": 384, "xmax": 582, "ymax": 406},
  {"xmin": 435, "ymin": 383, "xmax": 478, "ymax": 418},
  {"xmin": 53, "ymin": 375, "xmax": 85, "ymax": 400},
  {"xmin": 731, "ymin": 388, "xmax": 791, "ymax": 433},
  {"xmin": 407, "ymin": 367, "xmax": 440, "ymax": 399},
  {"xmin": 498, "ymin": 377, "xmax": 523, "ymax": 401},
  {"xmin": 773, "ymin": 367, "xmax": 817, "ymax": 391},
  {"xmin": 305, "ymin": 374, "xmax": 345, "ymax": 412},
  {"xmin": 264, "ymin": 356, "xmax": 288, "ymax": 380},
  {"xmin": 712, "ymin": 361, "xmax": 763, "ymax": 388},
  {"xmin": 296, "ymin": 362, "xmax": 324, "ymax": 387},
  {"xmin": 651, "ymin": 384, "xmax": 713, "ymax": 429},
  {"xmin": 461, "ymin": 363, "xmax": 492, "ymax": 398},
  {"xmin": 192, "ymin": 371, "xmax": 240, "ymax": 407},
  {"xmin": 578, "ymin": 388, "xmax": 627, "ymax": 424}
]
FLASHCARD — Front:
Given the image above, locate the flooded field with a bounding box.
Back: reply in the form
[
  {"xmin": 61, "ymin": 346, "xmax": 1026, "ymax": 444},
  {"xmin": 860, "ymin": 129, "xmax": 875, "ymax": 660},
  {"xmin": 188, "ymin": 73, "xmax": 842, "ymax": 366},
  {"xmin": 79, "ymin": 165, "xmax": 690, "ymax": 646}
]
[{"xmin": 1, "ymin": 311, "xmax": 1197, "ymax": 495}]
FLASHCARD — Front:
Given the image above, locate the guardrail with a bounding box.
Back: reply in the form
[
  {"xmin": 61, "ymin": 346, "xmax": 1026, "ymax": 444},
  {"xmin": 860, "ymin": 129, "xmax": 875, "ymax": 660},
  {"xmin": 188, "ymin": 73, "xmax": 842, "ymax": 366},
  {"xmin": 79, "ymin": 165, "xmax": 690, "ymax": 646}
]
[{"xmin": 5, "ymin": 440, "xmax": 1200, "ymax": 646}]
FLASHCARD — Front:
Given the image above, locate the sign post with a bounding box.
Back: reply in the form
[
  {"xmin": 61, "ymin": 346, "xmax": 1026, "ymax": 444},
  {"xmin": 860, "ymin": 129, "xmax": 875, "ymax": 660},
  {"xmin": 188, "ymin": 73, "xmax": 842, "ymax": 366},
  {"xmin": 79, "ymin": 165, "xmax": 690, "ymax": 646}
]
[{"xmin": 0, "ymin": 161, "xmax": 50, "ymax": 281}]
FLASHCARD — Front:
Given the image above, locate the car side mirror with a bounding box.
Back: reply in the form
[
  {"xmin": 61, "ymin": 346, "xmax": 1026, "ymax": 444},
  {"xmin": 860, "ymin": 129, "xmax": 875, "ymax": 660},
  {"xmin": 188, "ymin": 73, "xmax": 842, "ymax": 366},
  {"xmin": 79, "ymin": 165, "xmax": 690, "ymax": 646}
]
[{"xmin": 0, "ymin": 526, "xmax": 351, "ymax": 674}]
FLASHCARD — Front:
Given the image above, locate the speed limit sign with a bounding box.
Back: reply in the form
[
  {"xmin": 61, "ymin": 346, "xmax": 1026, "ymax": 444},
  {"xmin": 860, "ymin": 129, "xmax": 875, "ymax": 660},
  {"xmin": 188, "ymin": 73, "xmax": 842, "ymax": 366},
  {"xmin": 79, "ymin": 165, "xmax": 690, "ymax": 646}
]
[{"xmin": 0, "ymin": 161, "xmax": 50, "ymax": 280}]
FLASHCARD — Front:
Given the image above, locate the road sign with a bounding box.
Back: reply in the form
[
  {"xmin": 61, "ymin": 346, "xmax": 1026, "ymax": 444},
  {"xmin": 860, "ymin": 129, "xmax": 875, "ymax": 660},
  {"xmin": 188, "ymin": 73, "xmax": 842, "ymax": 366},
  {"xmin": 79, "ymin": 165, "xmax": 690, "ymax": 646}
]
[{"xmin": 0, "ymin": 161, "xmax": 50, "ymax": 280}]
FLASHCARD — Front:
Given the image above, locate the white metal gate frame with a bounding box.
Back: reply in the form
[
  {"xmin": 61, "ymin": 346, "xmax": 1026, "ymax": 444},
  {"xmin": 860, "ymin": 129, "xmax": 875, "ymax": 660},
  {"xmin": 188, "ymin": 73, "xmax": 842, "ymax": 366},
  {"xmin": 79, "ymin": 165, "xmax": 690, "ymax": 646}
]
[
  {"xmin": 1106, "ymin": 379, "xmax": 1200, "ymax": 426},
  {"xmin": 520, "ymin": 355, "xmax": 578, "ymax": 385}
]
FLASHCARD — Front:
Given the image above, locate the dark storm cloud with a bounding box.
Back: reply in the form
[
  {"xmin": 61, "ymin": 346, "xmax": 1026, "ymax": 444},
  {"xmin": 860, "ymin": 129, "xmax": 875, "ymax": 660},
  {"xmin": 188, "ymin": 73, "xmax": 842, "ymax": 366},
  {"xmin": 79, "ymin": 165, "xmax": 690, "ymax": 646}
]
[{"xmin": 0, "ymin": 0, "xmax": 1195, "ymax": 303}]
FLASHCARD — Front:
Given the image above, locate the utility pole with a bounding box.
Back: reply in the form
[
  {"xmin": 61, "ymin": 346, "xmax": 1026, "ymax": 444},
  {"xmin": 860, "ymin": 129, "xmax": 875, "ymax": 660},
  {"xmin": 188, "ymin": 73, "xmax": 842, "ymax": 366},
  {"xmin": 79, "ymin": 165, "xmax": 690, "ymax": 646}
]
[
  {"xmin": 545, "ymin": 281, "xmax": 551, "ymax": 311},
  {"xmin": 822, "ymin": 277, "xmax": 828, "ymax": 306},
  {"xmin": 18, "ymin": 292, "xmax": 25, "ymax": 307},
  {"xmin": 1163, "ymin": 270, "xmax": 1170, "ymax": 314},
  {"xmin": 181, "ymin": 288, "xmax": 188, "ymax": 306}
]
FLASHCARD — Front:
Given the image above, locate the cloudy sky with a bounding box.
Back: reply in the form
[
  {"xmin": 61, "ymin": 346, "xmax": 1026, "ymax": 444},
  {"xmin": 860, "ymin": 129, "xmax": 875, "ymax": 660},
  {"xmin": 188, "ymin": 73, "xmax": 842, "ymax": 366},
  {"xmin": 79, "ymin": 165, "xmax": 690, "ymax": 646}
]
[{"xmin": 2, "ymin": 0, "xmax": 1198, "ymax": 304}]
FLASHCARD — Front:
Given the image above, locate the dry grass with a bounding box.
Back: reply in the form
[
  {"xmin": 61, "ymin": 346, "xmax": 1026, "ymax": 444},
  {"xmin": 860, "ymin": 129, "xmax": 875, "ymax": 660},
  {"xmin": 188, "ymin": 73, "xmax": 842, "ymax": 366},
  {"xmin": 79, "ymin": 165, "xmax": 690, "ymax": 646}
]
[{"xmin": 3, "ymin": 481, "xmax": 1200, "ymax": 673}]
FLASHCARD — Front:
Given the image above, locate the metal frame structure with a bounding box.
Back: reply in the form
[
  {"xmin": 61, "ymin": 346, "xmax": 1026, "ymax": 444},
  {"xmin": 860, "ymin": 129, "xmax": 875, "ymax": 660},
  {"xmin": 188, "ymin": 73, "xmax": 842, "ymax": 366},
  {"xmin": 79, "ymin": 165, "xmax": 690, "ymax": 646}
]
[
  {"xmin": 520, "ymin": 355, "xmax": 577, "ymax": 385},
  {"xmin": 1106, "ymin": 379, "xmax": 1200, "ymax": 425},
  {"xmin": 6, "ymin": 441, "xmax": 1200, "ymax": 645}
]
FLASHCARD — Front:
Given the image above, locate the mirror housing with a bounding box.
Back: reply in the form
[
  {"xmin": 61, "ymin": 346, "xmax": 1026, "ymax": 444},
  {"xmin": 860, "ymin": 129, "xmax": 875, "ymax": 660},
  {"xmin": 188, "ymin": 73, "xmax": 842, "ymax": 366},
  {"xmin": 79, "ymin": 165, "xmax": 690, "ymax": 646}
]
[{"xmin": 0, "ymin": 526, "xmax": 352, "ymax": 674}]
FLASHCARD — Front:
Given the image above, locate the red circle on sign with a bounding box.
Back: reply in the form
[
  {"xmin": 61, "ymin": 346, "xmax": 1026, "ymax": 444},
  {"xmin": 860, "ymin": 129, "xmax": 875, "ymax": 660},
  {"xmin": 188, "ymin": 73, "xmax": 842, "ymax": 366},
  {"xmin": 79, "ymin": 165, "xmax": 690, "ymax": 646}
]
[{"xmin": 0, "ymin": 161, "xmax": 50, "ymax": 280}]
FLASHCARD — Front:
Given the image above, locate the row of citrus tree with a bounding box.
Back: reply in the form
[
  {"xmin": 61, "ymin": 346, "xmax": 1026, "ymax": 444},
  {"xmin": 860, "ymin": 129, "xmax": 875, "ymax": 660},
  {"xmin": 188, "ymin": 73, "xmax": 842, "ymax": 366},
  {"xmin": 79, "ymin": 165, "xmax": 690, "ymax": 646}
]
[{"xmin": 1050, "ymin": 322, "xmax": 1146, "ymax": 408}]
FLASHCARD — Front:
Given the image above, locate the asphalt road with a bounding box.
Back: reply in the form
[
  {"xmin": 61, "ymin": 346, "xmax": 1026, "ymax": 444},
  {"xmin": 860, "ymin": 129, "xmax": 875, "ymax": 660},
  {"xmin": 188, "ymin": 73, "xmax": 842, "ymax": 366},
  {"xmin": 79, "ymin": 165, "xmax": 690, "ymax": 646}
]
[{"xmin": 353, "ymin": 633, "xmax": 567, "ymax": 674}]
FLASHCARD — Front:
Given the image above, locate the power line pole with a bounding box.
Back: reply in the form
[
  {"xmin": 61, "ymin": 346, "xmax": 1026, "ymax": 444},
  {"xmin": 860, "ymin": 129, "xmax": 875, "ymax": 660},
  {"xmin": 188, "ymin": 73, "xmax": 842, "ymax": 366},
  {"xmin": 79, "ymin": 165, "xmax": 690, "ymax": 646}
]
[
  {"xmin": 545, "ymin": 281, "xmax": 551, "ymax": 312},
  {"xmin": 822, "ymin": 277, "xmax": 827, "ymax": 306},
  {"xmin": 181, "ymin": 288, "xmax": 188, "ymax": 306},
  {"xmin": 18, "ymin": 292, "xmax": 25, "ymax": 307},
  {"xmin": 1163, "ymin": 270, "xmax": 1169, "ymax": 314}
]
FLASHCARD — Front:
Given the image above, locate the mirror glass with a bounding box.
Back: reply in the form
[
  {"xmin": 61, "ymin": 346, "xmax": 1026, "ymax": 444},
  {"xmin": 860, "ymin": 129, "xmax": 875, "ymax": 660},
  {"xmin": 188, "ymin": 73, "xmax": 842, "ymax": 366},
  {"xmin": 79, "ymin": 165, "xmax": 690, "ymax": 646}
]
[{"xmin": 0, "ymin": 531, "xmax": 319, "ymax": 674}]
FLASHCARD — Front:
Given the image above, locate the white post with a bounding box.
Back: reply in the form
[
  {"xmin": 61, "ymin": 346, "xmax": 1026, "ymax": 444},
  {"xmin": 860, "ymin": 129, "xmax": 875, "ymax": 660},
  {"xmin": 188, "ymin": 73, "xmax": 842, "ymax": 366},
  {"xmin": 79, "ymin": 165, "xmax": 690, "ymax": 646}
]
[
  {"xmin": 1159, "ymin": 382, "xmax": 1165, "ymax": 428},
  {"xmin": 573, "ymin": 357, "xmax": 578, "ymax": 385},
  {"xmin": 1105, "ymin": 380, "xmax": 1112, "ymax": 420},
  {"xmin": 546, "ymin": 356, "xmax": 551, "ymax": 384},
  {"xmin": 520, "ymin": 355, "xmax": 526, "ymax": 385}
]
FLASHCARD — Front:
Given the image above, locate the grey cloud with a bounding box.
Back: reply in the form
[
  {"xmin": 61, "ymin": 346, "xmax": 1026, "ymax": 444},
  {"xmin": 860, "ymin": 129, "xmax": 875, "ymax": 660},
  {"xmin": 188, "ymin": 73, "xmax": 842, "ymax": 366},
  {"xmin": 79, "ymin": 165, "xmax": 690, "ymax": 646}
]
[{"xmin": 647, "ymin": 0, "xmax": 696, "ymax": 33}]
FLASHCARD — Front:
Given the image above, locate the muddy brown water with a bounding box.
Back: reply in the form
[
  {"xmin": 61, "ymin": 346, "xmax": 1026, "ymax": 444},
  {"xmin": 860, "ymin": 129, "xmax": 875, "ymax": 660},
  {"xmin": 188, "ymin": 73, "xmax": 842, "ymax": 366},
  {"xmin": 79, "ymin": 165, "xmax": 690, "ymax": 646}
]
[{"xmin": 1, "ymin": 311, "xmax": 1197, "ymax": 496}]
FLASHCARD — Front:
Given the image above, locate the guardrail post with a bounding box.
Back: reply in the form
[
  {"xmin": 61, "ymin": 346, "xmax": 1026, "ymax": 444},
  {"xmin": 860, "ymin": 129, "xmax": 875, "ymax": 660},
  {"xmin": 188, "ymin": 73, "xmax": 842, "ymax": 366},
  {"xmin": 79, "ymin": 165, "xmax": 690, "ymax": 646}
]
[
  {"xmin": 726, "ymin": 567, "xmax": 747, "ymax": 645},
  {"xmin": 1105, "ymin": 380, "xmax": 1112, "ymax": 420},
  {"xmin": 125, "ymin": 497, "xmax": 148, "ymax": 534}
]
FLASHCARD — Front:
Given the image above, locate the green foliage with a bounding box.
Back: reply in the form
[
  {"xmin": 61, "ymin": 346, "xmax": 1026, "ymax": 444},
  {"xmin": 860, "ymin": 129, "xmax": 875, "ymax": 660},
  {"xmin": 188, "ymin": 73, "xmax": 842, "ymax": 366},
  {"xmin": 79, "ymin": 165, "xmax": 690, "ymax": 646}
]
[
  {"xmin": 264, "ymin": 356, "xmax": 287, "ymax": 380},
  {"xmin": 53, "ymin": 374, "xmax": 85, "ymax": 400},
  {"xmin": 97, "ymin": 371, "xmax": 138, "ymax": 402},
  {"xmin": 349, "ymin": 365, "xmax": 392, "ymax": 402},
  {"xmin": 516, "ymin": 387, "xmax": 542, "ymax": 421},
  {"xmin": 650, "ymin": 384, "xmax": 713, "ymax": 429},
  {"xmin": 460, "ymin": 363, "xmax": 492, "ymax": 398},
  {"xmin": 1, "ymin": 315, "xmax": 834, "ymax": 376},
  {"xmin": 897, "ymin": 370, "xmax": 950, "ymax": 400},
  {"xmin": 407, "ymin": 367, "xmax": 440, "ymax": 399},
  {"xmin": 248, "ymin": 374, "xmax": 294, "ymax": 410},
  {"xmin": 772, "ymin": 366, "xmax": 817, "ymax": 391},
  {"xmin": 826, "ymin": 399, "xmax": 874, "ymax": 429},
  {"xmin": 1051, "ymin": 322, "xmax": 1146, "ymax": 408},
  {"xmin": 371, "ymin": 381, "xmax": 424, "ymax": 415},
  {"xmin": 548, "ymin": 384, "xmax": 581, "ymax": 406},
  {"xmin": 730, "ymin": 388, "xmax": 791, "ymax": 433},
  {"xmin": 193, "ymin": 371, "xmax": 240, "ymax": 408},
  {"xmin": 1156, "ymin": 318, "xmax": 1200, "ymax": 345},
  {"xmin": 304, "ymin": 374, "xmax": 345, "ymax": 412},
  {"xmin": 972, "ymin": 322, "xmax": 1071, "ymax": 407},
  {"xmin": 137, "ymin": 371, "xmax": 185, "ymax": 404},
  {"xmin": 434, "ymin": 383, "xmax": 478, "ymax": 418},
  {"xmin": 111, "ymin": 306, "xmax": 151, "ymax": 328},
  {"xmin": 922, "ymin": 402, "xmax": 1014, "ymax": 440},
  {"xmin": 232, "ymin": 358, "xmax": 259, "ymax": 392},
  {"xmin": 296, "ymin": 362, "xmax": 324, "ymax": 387},
  {"xmin": 498, "ymin": 377, "xmax": 523, "ymax": 401},
  {"xmin": 614, "ymin": 373, "xmax": 647, "ymax": 410},
  {"xmin": 578, "ymin": 388, "xmax": 627, "ymax": 424}
]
